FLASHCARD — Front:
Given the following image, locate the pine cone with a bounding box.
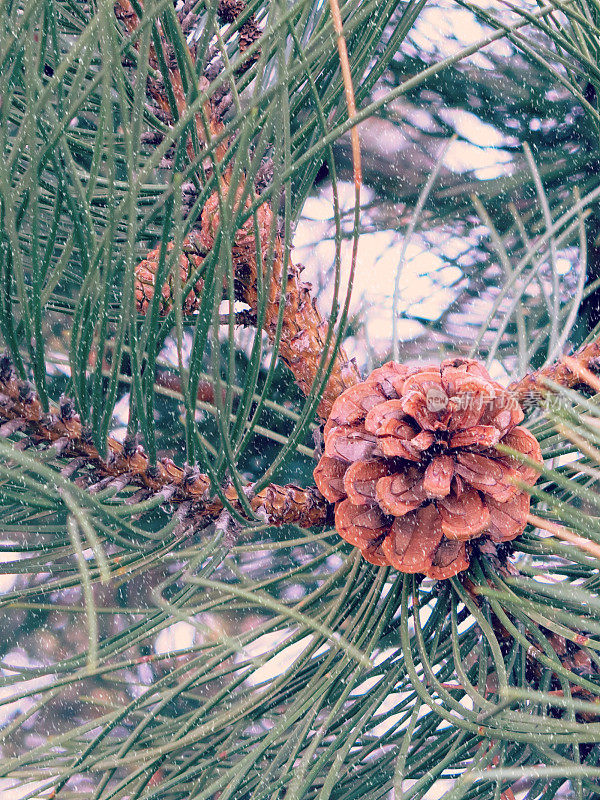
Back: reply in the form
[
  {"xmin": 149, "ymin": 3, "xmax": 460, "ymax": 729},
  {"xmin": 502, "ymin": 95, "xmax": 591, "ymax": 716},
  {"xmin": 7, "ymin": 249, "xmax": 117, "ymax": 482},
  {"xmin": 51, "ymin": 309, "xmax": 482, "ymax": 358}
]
[{"xmin": 313, "ymin": 358, "xmax": 543, "ymax": 580}]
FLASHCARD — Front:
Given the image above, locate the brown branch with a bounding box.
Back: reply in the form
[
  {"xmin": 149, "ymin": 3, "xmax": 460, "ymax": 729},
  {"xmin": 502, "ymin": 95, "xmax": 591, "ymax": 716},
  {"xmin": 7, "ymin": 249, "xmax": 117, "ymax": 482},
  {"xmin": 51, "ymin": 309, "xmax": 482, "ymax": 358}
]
[
  {"xmin": 114, "ymin": 0, "xmax": 217, "ymax": 157},
  {"xmin": 135, "ymin": 190, "xmax": 362, "ymax": 420},
  {"xmin": 0, "ymin": 0, "xmax": 332, "ymax": 537},
  {"xmin": 199, "ymin": 183, "xmax": 362, "ymax": 419},
  {"xmin": 508, "ymin": 338, "xmax": 600, "ymax": 405},
  {"xmin": 0, "ymin": 356, "xmax": 327, "ymax": 530},
  {"xmin": 114, "ymin": 0, "xmax": 362, "ymax": 422}
]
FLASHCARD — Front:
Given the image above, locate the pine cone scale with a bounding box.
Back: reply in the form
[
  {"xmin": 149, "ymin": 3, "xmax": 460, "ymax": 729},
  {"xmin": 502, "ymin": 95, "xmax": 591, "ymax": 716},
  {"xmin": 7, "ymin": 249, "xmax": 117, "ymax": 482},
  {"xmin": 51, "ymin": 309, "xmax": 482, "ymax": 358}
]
[
  {"xmin": 422, "ymin": 454, "xmax": 453, "ymax": 498},
  {"xmin": 449, "ymin": 424, "xmax": 500, "ymax": 449},
  {"xmin": 438, "ymin": 487, "xmax": 490, "ymax": 541},
  {"xmin": 375, "ymin": 469, "xmax": 426, "ymax": 516},
  {"xmin": 335, "ymin": 500, "xmax": 386, "ymax": 548},
  {"xmin": 486, "ymin": 493, "xmax": 530, "ymax": 542},
  {"xmin": 454, "ymin": 452, "xmax": 518, "ymax": 502},
  {"xmin": 382, "ymin": 505, "xmax": 443, "ymax": 573},
  {"xmin": 343, "ymin": 460, "xmax": 390, "ymax": 506}
]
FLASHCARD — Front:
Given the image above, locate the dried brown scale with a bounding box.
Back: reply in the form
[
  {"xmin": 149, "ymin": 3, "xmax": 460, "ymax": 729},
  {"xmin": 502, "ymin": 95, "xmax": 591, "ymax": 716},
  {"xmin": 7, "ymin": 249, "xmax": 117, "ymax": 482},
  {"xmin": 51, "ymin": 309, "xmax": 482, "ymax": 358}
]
[
  {"xmin": 314, "ymin": 358, "xmax": 544, "ymax": 580},
  {"xmin": 134, "ymin": 233, "xmax": 206, "ymax": 315},
  {"xmin": 218, "ymin": 0, "xmax": 246, "ymax": 23},
  {"xmin": 248, "ymin": 483, "xmax": 328, "ymax": 527},
  {"xmin": 237, "ymin": 19, "xmax": 262, "ymax": 67},
  {"xmin": 217, "ymin": 0, "xmax": 262, "ymax": 69},
  {"xmin": 153, "ymin": 372, "xmax": 225, "ymax": 405}
]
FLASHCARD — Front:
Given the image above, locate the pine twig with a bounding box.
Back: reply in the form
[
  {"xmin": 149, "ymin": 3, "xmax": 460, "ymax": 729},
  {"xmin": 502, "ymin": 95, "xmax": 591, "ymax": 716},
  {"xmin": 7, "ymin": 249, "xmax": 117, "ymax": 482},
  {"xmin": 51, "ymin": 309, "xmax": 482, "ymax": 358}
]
[
  {"xmin": 0, "ymin": 355, "xmax": 327, "ymax": 530},
  {"xmin": 121, "ymin": 0, "xmax": 362, "ymax": 421},
  {"xmin": 509, "ymin": 339, "xmax": 600, "ymax": 404}
]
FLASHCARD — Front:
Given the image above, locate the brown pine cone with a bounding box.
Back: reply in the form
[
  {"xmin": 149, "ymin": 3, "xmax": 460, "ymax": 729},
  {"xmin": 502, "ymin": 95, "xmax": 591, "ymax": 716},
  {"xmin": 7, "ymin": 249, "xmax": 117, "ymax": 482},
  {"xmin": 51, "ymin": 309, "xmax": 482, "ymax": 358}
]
[{"xmin": 313, "ymin": 358, "xmax": 543, "ymax": 580}]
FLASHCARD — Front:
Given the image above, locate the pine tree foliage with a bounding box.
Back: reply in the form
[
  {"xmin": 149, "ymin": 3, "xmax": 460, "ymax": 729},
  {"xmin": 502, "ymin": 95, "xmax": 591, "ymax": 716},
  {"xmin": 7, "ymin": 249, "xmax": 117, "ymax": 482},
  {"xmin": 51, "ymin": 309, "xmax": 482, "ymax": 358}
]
[
  {"xmin": 328, "ymin": 0, "xmax": 600, "ymax": 358},
  {"xmin": 1, "ymin": 1, "xmax": 600, "ymax": 799}
]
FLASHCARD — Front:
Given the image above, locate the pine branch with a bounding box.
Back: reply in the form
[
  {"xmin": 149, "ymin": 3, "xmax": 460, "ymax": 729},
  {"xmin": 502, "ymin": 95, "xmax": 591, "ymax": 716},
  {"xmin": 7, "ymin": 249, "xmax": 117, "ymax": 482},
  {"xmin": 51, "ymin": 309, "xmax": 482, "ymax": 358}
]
[
  {"xmin": 0, "ymin": 354, "xmax": 328, "ymax": 529},
  {"xmin": 509, "ymin": 338, "xmax": 600, "ymax": 405},
  {"xmin": 9, "ymin": 0, "xmax": 598, "ymax": 555},
  {"xmin": 135, "ymin": 210, "xmax": 363, "ymax": 419},
  {"xmin": 4, "ymin": 2, "xmax": 600, "ymax": 794},
  {"xmin": 463, "ymin": 559, "xmax": 600, "ymax": 724},
  {"xmin": 30, "ymin": 0, "xmax": 600, "ymax": 552},
  {"xmin": 118, "ymin": 0, "xmax": 362, "ymax": 421}
]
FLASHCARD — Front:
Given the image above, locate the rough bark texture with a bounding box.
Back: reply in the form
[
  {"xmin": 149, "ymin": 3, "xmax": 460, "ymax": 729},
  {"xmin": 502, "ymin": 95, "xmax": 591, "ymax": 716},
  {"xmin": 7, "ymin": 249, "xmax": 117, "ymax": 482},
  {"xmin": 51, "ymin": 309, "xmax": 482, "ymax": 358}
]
[{"xmin": 135, "ymin": 184, "xmax": 362, "ymax": 419}]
